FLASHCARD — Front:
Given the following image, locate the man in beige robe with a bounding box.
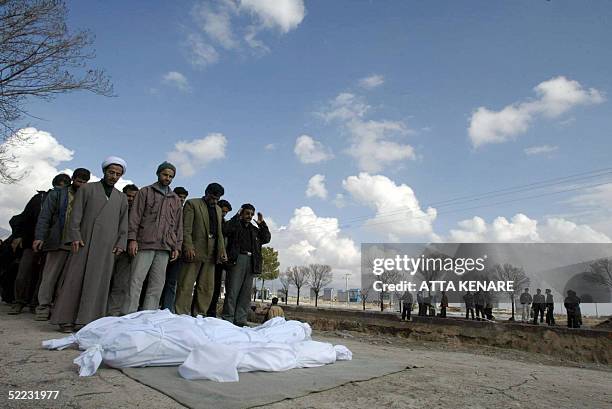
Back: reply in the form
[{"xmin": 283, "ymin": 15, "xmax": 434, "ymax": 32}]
[{"xmin": 51, "ymin": 157, "xmax": 128, "ymax": 332}]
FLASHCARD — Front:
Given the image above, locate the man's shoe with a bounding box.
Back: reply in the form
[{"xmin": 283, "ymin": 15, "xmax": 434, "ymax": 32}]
[
  {"xmin": 8, "ymin": 303, "xmax": 24, "ymax": 315},
  {"xmin": 59, "ymin": 324, "xmax": 74, "ymax": 333},
  {"xmin": 35, "ymin": 306, "xmax": 50, "ymax": 321}
]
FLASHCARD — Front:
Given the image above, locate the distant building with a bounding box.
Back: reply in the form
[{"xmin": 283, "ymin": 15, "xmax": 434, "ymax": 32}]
[{"xmin": 323, "ymin": 288, "xmax": 334, "ymax": 301}]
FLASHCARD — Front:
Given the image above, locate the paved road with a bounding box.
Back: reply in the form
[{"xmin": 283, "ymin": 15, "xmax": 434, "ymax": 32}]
[{"xmin": 1, "ymin": 305, "xmax": 610, "ymax": 409}]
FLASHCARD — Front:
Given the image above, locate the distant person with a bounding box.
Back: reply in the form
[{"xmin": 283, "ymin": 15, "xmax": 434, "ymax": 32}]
[
  {"xmin": 564, "ymin": 290, "xmax": 581, "ymax": 328},
  {"xmin": 532, "ymin": 289, "xmax": 545, "ymax": 325},
  {"xmin": 545, "ymin": 289, "xmax": 555, "ymax": 326},
  {"xmin": 33, "ymin": 168, "xmax": 91, "ymax": 320},
  {"xmin": 263, "ymin": 297, "xmax": 284, "ymax": 322},
  {"xmin": 484, "ymin": 291, "xmax": 494, "ymax": 320},
  {"xmin": 417, "ymin": 290, "xmax": 425, "ymax": 317},
  {"xmin": 401, "ymin": 290, "xmax": 413, "ymax": 321},
  {"xmin": 519, "ymin": 288, "xmax": 532, "ymax": 323},
  {"xmin": 440, "ymin": 291, "xmax": 448, "ymax": 318},
  {"xmin": 463, "ymin": 291, "xmax": 475, "ymax": 320},
  {"xmin": 107, "ymin": 184, "xmax": 139, "ymax": 316},
  {"xmin": 51, "ymin": 157, "xmax": 128, "ymax": 332},
  {"xmin": 474, "ymin": 290, "xmax": 485, "ymax": 321}
]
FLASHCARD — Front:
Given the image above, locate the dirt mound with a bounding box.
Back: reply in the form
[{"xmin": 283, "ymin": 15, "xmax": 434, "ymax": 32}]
[{"xmin": 594, "ymin": 317, "xmax": 612, "ymax": 329}]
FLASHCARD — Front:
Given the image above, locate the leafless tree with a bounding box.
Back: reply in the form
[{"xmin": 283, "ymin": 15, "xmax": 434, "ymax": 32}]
[
  {"xmin": 585, "ymin": 257, "xmax": 612, "ymax": 289},
  {"xmin": 287, "ymin": 265, "xmax": 310, "ymax": 306},
  {"xmin": 493, "ymin": 263, "xmax": 530, "ymax": 321},
  {"xmin": 279, "ymin": 271, "xmax": 290, "ymax": 305},
  {"xmin": 0, "ymin": 0, "xmax": 113, "ymax": 183},
  {"xmin": 306, "ymin": 264, "xmax": 332, "ymax": 307},
  {"xmin": 378, "ymin": 269, "xmax": 402, "ymax": 312},
  {"xmin": 359, "ymin": 287, "xmax": 370, "ymax": 311}
]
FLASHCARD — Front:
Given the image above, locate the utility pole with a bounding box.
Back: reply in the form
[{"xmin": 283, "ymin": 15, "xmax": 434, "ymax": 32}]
[{"xmin": 344, "ymin": 273, "xmax": 351, "ymax": 308}]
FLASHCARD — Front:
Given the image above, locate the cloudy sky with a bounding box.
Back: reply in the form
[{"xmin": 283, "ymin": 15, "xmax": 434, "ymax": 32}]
[{"xmin": 1, "ymin": 0, "xmax": 611, "ymax": 288}]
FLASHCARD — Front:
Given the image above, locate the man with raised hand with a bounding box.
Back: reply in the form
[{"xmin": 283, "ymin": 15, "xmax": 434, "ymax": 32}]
[
  {"xmin": 51, "ymin": 157, "xmax": 128, "ymax": 332},
  {"xmin": 121, "ymin": 162, "xmax": 183, "ymax": 314},
  {"xmin": 175, "ymin": 183, "xmax": 226, "ymax": 316},
  {"xmin": 33, "ymin": 168, "xmax": 91, "ymax": 321},
  {"xmin": 222, "ymin": 204, "xmax": 271, "ymax": 326}
]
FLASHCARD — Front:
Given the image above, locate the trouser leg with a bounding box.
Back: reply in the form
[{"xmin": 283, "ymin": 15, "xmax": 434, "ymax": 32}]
[
  {"xmin": 175, "ymin": 261, "xmax": 202, "ymax": 315},
  {"xmin": 141, "ymin": 250, "xmax": 170, "ymax": 311},
  {"xmin": 13, "ymin": 249, "xmax": 40, "ymax": 306},
  {"xmin": 37, "ymin": 250, "xmax": 69, "ymax": 307},
  {"xmin": 193, "ymin": 261, "xmax": 215, "ymax": 316},
  {"xmin": 207, "ymin": 264, "xmax": 224, "ymax": 317},
  {"xmin": 222, "ymin": 255, "xmax": 251, "ymax": 324},
  {"xmin": 121, "ymin": 250, "xmax": 155, "ymax": 314},
  {"xmin": 161, "ymin": 260, "xmax": 181, "ymax": 313},
  {"xmin": 107, "ymin": 253, "xmax": 131, "ymax": 316},
  {"xmin": 234, "ymin": 256, "xmax": 253, "ymax": 325}
]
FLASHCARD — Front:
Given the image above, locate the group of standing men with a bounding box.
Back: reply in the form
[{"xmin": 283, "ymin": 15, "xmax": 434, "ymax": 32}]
[{"xmin": 2, "ymin": 156, "xmax": 271, "ymax": 333}]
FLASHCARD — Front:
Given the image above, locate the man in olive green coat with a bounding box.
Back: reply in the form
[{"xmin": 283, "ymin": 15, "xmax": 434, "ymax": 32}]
[{"xmin": 175, "ymin": 183, "xmax": 226, "ymax": 316}]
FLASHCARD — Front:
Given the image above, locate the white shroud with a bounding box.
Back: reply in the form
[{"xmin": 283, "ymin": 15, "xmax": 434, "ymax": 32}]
[{"xmin": 42, "ymin": 310, "xmax": 352, "ymax": 382}]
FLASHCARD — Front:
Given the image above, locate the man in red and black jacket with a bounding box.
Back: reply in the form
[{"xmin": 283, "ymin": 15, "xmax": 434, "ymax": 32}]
[{"xmin": 221, "ymin": 204, "xmax": 271, "ymax": 326}]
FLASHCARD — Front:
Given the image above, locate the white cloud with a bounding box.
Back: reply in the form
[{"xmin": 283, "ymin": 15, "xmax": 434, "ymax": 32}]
[
  {"xmin": 468, "ymin": 76, "xmax": 605, "ymax": 147},
  {"xmin": 294, "ymin": 134, "xmax": 333, "ymax": 164},
  {"xmin": 264, "ymin": 143, "xmax": 276, "ymax": 151},
  {"xmin": 167, "ymin": 133, "xmax": 227, "ymax": 177},
  {"xmin": 358, "ymin": 74, "xmax": 384, "ymax": 89},
  {"xmin": 269, "ymin": 206, "xmax": 360, "ymax": 271},
  {"xmin": 319, "ymin": 92, "xmax": 416, "ymax": 172},
  {"xmin": 306, "ymin": 174, "xmax": 327, "ymax": 199},
  {"xmin": 240, "ymin": 0, "xmax": 306, "ymax": 33},
  {"xmin": 162, "ymin": 71, "xmax": 191, "ymax": 92},
  {"xmin": 448, "ymin": 213, "xmax": 610, "ymax": 243},
  {"xmin": 187, "ymin": 0, "xmax": 305, "ymax": 67},
  {"xmin": 192, "ymin": 1, "xmax": 238, "ymax": 50},
  {"xmin": 524, "ymin": 145, "xmax": 559, "ymax": 156},
  {"xmin": 186, "ymin": 33, "xmax": 219, "ymax": 68},
  {"xmin": 345, "ymin": 119, "xmax": 415, "ymax": 172},
  {"xmin": 342, "ymin": 173, "xmax": 437, "ymax": 241},
  {"xmin": 0, "ymin": 128, "xmax": 73, "ymax": 229},
  {"xmin": 333, "ymin": 193, "xmax": 346, "ymax": 208}
]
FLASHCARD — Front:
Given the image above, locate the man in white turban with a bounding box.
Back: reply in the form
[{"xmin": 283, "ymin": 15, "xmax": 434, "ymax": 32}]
[{"xmin": 51, "ymin": 156, "xmax": 129, "ymax": 332}]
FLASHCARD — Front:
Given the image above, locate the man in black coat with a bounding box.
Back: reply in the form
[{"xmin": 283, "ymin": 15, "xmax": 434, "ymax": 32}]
[{"xmin": 221, "ymin": 204, "xmax": 271, "ymax": 326}]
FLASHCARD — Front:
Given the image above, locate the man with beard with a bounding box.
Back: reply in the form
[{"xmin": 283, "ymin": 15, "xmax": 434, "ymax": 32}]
[
  {"xmin": 8, "ymin": 173, "xmax": 71, "ymax": 315},
  {"xmin": 175, "ymin": 183, "xmax": 226, "ymax": 316},
  {"xmin": 32, "ymin": 168, "xmax": 91, "ymax": 320},
  {"xmin": 51, "ymin": 157, "xmax": 128, "ymax": 332},
  {"xmin": 121, "ymin": 162, "xmax": 183, "ymax": 314},
  {"xmin": 222, "ymin": 204, "xmax": 271, "ymax": 326}
]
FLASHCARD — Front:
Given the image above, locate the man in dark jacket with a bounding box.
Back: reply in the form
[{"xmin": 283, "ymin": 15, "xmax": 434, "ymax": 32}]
[
  {"xmin": 221, "ymin": 204, "xmax": 271, "ymax": 326},
  {"xmin": 519, "ymin": 288, "xmax": 532, "ymax": 322},
  {"xmin": 32, "ymin": 168, "xmax": 90, "ymax": 320},
  {"xmin": 122, "ymin": 162, "xmax": 183, "ymax": 314},
  {"xmin": 8, "ymin": 173, "xmax": 71, "ymax": 314},
  {"xmin": 545, "ymin": 289, "xmax": 555, "ymax": 325},
  {"xmin": 532, "ymin": 288, "xmax": 546, "ymax": 325},
  {"xmin": 474, "ymin": 290, "xmax": 485, "ymax": 321},
  {"xmin": 401, "ymin": 291, "xmax": 413, "ymax": 320},
  {"xmin": 564, "ymin": 290, "xmax": 581, "ymax": 328},
  {"xmin": 440, "ymin": 291, "xmax": 449, "ymax": 318},
  {"xmin": 463, "ymin": 291, "xmax": 475, "ymax": 320}
]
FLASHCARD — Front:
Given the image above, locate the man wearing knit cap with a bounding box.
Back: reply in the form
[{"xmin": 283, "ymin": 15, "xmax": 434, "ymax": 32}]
[
  {"xmin": 51, "ymin": 157, "xmax": 128, "ymax": 332},
  {"xmin": 121, "ymin": 161, "xmax": 183, "ymax": 314}
]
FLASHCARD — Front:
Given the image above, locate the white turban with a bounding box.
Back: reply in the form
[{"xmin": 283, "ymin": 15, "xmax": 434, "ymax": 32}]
[{"xmin": 101, "ymin": 156, "xmax": 127, "ymax": 174}]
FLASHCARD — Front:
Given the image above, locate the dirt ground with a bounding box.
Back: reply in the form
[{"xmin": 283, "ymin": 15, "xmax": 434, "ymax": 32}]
[{"xmin": 0, "ymin": 304, "xmax": 610, "ymax": 409}]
